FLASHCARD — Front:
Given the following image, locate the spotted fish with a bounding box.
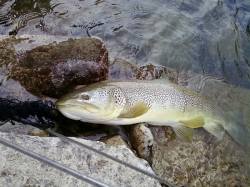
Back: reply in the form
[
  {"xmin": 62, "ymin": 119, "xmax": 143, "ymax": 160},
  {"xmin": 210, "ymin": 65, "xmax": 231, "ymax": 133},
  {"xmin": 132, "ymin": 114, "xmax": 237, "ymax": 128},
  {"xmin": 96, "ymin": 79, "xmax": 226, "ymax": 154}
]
[{"xmin": 55, "ymin": 79, "xmax": 225, "ymax": 142}]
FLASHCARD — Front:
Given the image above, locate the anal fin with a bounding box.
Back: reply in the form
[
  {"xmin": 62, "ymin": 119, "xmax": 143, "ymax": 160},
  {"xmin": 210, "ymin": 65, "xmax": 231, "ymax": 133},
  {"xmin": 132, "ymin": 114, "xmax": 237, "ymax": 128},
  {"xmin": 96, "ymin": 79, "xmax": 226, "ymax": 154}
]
[
  {"xmin": 180, "ymin": 116, "xmax": 205, "ymax": 128},
  {"xmin": 172, "ymin": 123, "xmax": 194, "ymax": 143}
]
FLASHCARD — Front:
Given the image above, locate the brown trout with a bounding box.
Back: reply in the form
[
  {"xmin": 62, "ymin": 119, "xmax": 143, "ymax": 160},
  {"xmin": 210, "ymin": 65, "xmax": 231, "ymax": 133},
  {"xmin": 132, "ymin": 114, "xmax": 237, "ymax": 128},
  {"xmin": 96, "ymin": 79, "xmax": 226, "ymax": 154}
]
[{"xmin": 55, "ymin": 79, "xmax": 225, "ymax": 142}]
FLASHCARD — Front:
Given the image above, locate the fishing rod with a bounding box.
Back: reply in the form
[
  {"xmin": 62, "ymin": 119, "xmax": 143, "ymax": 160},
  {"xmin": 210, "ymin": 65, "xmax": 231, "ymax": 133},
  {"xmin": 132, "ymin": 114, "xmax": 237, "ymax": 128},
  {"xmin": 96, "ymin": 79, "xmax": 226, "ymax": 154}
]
[{"xmin": 0, "ymin": 97, "xmax": 177, "ymax": 187}]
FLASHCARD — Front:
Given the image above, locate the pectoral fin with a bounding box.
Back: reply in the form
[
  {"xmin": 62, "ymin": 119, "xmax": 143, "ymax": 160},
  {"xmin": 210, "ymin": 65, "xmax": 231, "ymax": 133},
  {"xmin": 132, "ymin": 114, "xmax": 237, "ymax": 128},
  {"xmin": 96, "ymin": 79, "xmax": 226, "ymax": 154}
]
[
  {"xmin": 118, "ymin": 101, "xmax": 149, "ymax": 118},
  {"xmin": 172, "ymin": 123, "xmax": 194, "ymax": 142},
  {"xmin": 180, "ymin": 116, "xmax": 205, "ymax": 128}
]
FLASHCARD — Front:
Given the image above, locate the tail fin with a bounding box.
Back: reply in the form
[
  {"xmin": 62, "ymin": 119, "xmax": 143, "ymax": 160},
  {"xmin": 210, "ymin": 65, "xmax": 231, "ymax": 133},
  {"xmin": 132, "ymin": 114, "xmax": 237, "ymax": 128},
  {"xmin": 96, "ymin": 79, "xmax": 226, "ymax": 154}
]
[
  {"xmin": 224, "ymin": 111, "xmax": 250, "ymax": 148},
  {"xmin": 224, "ymin": 120, "xmax": 250, "ymax": 148}
]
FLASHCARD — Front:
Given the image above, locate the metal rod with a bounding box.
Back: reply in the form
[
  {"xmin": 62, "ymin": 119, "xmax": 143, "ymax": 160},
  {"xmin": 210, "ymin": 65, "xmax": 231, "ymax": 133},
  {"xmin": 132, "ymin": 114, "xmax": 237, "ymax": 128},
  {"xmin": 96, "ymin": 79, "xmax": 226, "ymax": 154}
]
[{"xmin": 0, "ymin": 136, "xmax": 112, "ymax": 187}]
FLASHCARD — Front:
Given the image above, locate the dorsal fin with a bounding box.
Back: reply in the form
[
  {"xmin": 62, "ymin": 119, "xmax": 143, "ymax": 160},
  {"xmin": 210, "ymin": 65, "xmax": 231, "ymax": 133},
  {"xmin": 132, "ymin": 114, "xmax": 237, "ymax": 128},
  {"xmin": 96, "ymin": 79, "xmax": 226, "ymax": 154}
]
[{"xmin": 118, "ymin": 101, "xmax": 149, "ymax": 118}]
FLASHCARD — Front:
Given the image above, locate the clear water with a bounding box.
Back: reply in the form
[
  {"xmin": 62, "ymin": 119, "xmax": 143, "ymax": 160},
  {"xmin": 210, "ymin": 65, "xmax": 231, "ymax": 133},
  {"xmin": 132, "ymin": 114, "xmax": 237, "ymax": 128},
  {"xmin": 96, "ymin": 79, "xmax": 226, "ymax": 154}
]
[
  {"xmin": 1, "ymin": 0, "xmax": 249, "ymax": 88},
  {"xmin": 1, "ymin": 0, "xmax": 250, "ymax": 186}
]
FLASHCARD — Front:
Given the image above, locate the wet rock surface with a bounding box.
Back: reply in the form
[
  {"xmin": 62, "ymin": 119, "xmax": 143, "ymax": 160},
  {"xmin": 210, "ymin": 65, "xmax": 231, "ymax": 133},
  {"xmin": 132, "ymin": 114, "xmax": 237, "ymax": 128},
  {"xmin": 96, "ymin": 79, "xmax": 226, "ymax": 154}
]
[
  {"xmin": 0, "ymin": 37, "xmax": 31, "ymax": 99},
  {"xmin": 8, "ymin": 37, "xmax": 108, "ymax": 98},
  {"xmin": 136, "ymin": 64, "xmax": 178, "ymax": 84}
]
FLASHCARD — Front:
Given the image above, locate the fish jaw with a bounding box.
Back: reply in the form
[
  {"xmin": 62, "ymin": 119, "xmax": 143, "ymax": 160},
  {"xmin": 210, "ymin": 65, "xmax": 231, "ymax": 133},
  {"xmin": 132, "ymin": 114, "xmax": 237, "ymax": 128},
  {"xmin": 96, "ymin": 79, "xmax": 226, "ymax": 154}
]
[
  {"xmin": 56, "ymin": 100, "xmax": 100, "ymax": 121},
  {"xmin": 56, "ymin": 105, "xmax": 82, "ymax": 120}
]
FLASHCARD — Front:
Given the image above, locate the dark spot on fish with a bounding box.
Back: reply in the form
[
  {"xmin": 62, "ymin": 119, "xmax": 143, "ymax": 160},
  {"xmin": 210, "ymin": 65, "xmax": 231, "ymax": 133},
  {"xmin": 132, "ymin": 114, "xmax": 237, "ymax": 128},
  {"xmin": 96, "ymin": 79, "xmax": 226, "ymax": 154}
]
[{"xmin": 80, "ymin": 94, "xmax": 90, "ymax": 100}]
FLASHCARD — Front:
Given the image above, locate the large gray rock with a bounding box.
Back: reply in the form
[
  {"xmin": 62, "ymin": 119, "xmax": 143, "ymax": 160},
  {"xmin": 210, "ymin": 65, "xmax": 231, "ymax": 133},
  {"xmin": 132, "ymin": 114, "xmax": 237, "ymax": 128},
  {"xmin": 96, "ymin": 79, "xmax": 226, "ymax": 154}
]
[{"xmin": 0, "ymin": 132, "xmax": 161, "ymax": 187}]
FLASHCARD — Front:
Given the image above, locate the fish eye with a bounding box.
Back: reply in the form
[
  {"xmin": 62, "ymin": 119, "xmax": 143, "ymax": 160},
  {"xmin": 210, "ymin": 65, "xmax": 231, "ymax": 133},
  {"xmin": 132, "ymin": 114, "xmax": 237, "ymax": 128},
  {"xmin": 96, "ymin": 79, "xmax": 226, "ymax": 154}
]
[{"xmin": 80, "ymin": 94, "xmax": 90, "ymax": 100}]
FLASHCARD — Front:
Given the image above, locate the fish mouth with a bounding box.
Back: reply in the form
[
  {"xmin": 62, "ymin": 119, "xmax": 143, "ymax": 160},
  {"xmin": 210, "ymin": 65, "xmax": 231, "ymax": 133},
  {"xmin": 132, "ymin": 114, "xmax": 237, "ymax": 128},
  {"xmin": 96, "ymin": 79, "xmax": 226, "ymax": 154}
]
[
  {"xmin": 56, "ymin": 103, "xmax": 103, "ymax": 122},
  {"xmin": 56, "ymin": 103, "xmax": 82, "ymax": 109},
  {"xmin": 56, "ymin": 103, "xmax": 99, "ymax": 113},
  {"xmin": 56, "ymin": 103, "xmax": 80, "ymax": 108}
]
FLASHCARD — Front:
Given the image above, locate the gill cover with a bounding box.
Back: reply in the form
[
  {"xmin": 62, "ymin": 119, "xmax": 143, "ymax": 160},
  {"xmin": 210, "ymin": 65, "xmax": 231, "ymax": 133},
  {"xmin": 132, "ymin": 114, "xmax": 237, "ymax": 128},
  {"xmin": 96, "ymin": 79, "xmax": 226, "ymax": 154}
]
[{"xmin": 85, "ymin": 85, "xmax": 127, "ymax": 121}]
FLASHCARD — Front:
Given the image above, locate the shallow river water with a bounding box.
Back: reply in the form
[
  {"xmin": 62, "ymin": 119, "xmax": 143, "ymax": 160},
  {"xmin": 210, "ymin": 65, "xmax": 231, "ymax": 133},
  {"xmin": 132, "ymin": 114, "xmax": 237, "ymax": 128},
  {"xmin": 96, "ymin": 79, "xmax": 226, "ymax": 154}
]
[
  {"xmin": 1, "ymin": 0, "xmax": 250, "ymax": 88},
  {"xmin": 1, "ymin": 0, "xmax": 250, "ymax": 186}
]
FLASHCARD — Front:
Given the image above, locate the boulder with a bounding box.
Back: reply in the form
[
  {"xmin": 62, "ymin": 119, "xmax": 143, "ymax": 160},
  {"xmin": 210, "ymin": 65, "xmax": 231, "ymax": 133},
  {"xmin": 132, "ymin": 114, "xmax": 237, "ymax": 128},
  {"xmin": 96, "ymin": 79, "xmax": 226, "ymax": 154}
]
[{"xmin": 8, "ymin": 37, "xmax": 108, "ymax": 97}]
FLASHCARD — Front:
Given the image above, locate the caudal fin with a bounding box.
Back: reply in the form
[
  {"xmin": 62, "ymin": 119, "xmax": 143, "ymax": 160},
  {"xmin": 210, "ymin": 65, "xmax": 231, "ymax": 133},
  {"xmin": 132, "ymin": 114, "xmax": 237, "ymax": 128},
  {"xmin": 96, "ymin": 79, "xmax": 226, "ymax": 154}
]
[{"xmin": 203, "ymin": 122, "xmax": 225, "ymax": 139}]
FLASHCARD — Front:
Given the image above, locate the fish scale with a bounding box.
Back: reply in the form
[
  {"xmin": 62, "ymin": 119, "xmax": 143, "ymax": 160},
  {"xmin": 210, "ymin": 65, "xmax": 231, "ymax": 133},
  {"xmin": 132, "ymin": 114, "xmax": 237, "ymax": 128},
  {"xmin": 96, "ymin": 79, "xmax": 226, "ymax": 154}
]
[{"xmin": 111, "ymin": 81, "xmax": 215, "ymax": 115}]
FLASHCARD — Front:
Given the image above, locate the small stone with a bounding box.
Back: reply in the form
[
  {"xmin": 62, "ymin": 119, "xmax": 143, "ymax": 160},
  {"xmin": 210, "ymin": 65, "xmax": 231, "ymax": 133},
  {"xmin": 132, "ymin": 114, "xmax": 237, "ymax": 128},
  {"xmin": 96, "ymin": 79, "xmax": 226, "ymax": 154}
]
[
  {"xmin": 28, "ymin": 128, "xmax": 49, "ymax": 137},
  {"xmin": 136, "ymin": 64, "xmax": 178, "ymax": 83},
  {"xmin": 109, "ymin": 58, "xmax": 178, "ymax": 83}
]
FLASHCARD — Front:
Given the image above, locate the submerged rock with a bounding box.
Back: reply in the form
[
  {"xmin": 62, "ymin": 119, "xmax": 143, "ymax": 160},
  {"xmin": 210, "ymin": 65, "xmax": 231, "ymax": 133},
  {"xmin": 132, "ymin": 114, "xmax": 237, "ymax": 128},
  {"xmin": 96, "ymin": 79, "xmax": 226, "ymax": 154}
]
[
  {"xmin": 28, "ymin": 128, "xmax": 50, "ymax": 137},
  {"xmin": 150, "ymin": 126, "xmax": 250, "ymax": 187},
  {"xmin": 109, "ymin": 58, "xmax": 178, "ymax": 82},
  {"xmin": 9, "ymin": 37, "xmax": 108, "ymax": 98},
  {"xmin": 136, "ymin": 64, "xmax": 178, "ymax": 84}
]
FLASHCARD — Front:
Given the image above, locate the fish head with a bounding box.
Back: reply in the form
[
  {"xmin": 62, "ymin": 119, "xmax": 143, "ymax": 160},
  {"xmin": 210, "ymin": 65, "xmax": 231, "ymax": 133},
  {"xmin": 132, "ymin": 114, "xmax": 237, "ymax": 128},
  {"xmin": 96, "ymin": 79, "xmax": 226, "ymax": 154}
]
[{"xmin": 55, "ymin": 82, "xmax": 127, "ymax": 122}]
